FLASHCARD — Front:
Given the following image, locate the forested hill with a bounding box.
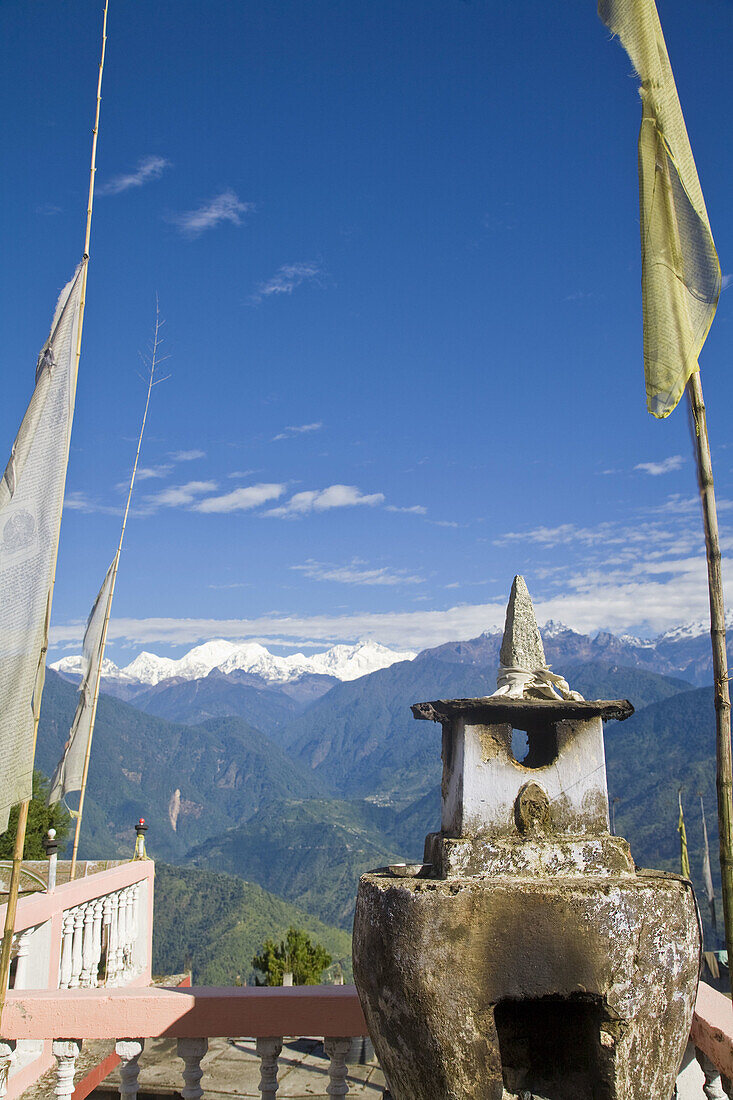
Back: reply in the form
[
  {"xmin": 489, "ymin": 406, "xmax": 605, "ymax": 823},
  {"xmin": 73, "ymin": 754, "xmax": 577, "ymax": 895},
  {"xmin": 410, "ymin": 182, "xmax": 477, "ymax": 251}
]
[
  {"xmin": 35, "ymin": 670, "xmax": 325, "ymax": 860},
  {"xmin": 153, "ymin": 863, "xmax": 352, "ymax": 984}
]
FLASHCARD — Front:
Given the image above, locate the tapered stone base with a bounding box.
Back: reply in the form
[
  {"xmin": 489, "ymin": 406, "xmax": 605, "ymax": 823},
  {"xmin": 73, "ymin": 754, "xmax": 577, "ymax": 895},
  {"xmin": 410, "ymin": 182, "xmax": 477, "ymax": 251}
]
[{"xmin": 353, "ymin": 869, "xmax": 700, "ymax": 1100}]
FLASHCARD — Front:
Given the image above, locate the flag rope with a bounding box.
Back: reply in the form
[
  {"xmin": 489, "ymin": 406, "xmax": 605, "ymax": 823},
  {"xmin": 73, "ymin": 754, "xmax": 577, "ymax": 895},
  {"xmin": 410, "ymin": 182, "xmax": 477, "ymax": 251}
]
[
  {"xmin": 69, "ymin": 305, "xmax": 165, "ymax": 877},
  {"xmin": 0, "ymin": 0, "xmax": 110, "ymax": 1028}
]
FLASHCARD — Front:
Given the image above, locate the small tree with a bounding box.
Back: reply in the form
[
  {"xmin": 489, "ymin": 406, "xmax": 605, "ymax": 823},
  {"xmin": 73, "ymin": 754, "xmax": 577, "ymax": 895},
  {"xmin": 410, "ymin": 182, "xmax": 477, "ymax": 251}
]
[
  {"xmin": 252, "ymin": 927, "xmax": 332, "ymax": 986},
  {"xmin": 0, "ymin": 771, "xmax": 71, "ymax": 860}
]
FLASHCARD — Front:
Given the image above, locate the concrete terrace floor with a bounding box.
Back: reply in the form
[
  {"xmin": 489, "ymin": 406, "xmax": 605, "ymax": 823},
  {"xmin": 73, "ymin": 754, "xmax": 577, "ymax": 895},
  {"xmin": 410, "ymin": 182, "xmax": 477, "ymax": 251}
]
[{"xmin": 96, "ymin": 1036, "xmax": 387, "ymax": 1097}]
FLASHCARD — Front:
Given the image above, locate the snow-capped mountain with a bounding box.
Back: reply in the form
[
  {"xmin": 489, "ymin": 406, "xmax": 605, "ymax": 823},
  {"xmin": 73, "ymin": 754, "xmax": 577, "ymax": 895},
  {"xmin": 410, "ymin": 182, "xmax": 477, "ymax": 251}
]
[
  {"xmin": 656, "ymin": 610, "xmax": 733, "ymax": 646},
  {"xmin": 51, "ymin": 639, "xmax": 417, "ymax": 689}
]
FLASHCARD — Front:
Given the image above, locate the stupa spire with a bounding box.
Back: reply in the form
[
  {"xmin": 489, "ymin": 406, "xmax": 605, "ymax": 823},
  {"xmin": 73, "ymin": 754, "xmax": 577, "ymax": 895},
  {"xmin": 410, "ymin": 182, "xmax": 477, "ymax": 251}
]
[
  {"xmin": 493, "ymin": 575, "xmax": 583, "ymax": 701},
  {"xmin": 499, "ymin": 575, "xmax": 547, "ymax": 671}
]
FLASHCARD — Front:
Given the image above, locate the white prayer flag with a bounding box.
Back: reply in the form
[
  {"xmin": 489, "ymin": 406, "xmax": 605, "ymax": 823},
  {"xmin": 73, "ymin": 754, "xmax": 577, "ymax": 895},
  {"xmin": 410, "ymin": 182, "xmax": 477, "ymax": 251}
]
[
  {"xmin": 48, "ymin": 559, "xmax": 115, "ymax": 806},
  {"xmin": 0, "ymin": 267, "xmax": 83, "ymax": 831}
]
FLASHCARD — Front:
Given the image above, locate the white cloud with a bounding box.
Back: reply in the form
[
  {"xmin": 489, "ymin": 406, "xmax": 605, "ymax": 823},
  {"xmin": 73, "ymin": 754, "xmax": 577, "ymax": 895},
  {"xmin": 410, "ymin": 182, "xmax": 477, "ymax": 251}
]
[
  {"xmin": 170, "ymin": 449, "xmax": 205, "ymax": 462},
  {"xmin": 496, "ymin": 523, "xmax": 605, "ymax": 548},
  {"xmin": 386, "ymin": 504, "xmax": 427, "ymax": 515},
  {"xmin": 129, "ymin": 464, "xmax": 173, "ymax": 482},
  {"xmin": 634, "ymin": 455, "xmax": 685, "ymax": 476},
  {"xmin": 49, "ymin": 552, "xmax": 733, "ymax": 652},
  {"xmin": 63, "ymin": 492, "xmax": 122, "ymax": 516},
  {"xmin": 172, "ymin": 190, "xmax": 254, "ymax": 237},
  {"xmin": 722, "ymin": 274, "xmax": 733, "ymax": 291},
  {"xmin": 252, "ymin": 262, "xmax": 323, "ymax": 303},
  {"xmin": 292, "ymin": 559, "xmax": 424, "ymax": 586},
  {"xmin": 194, "ymin": 483, "xmax": 285, "ymax": 514},
  {"xmin": 265, "ymin": 484, "xmax": 385, "ymax": 518},
  {"xmin": 145, "ymin": 481, "xmax": 218, "ymax": 508},
  {"xmin": 100, "ymin": 155, "xmax": 170, "ymax": 196},
  {"xmin": 272, "ymin": 422, "xmax": 323, "ymax": 441}
]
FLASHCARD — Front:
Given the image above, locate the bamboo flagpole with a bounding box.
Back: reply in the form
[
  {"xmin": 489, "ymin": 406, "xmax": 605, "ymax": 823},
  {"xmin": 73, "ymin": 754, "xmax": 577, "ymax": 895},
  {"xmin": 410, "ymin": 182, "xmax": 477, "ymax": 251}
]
[
  {"xmin": 598, "ymin": 0, "xmax": 733, "ymax": 991},
  {"xmin": 69, "ymin": 308, "xmax": 167, "ymax": 877},
  {"xmin": 0, "ymin": 0, "xmax": 110, "ymax": 1024},
  {"xmin": 687, "ymin": 373, "xmax": 732, "ymax": 959}
]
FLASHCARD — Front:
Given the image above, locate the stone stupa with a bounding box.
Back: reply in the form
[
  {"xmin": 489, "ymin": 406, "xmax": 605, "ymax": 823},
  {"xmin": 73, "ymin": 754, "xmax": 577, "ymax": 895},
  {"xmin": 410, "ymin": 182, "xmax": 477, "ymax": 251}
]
[{"xmin": 353, "ymin": 576, "xmax": 700, "ymax": 1100}]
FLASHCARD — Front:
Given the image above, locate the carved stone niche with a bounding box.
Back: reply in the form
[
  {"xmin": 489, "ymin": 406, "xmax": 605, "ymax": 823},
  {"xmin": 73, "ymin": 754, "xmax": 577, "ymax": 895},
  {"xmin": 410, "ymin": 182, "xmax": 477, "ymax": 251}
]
[{"xmin": 353, "ymin": 693, "xmax": 700, "ymax": 1100}]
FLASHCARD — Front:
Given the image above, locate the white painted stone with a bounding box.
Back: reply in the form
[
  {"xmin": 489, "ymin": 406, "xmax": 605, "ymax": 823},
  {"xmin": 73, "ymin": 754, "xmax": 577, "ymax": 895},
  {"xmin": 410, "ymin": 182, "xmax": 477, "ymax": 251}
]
[{"xmin": 441, "ymin": 714, "xmax": 609, "ymax": 838}]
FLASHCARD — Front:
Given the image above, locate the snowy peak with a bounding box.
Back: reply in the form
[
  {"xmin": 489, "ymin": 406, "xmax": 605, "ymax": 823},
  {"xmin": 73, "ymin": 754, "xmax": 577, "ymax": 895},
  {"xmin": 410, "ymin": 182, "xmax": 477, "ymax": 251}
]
[
  {"xmin": 51, "ymin": 638, "xmax": 417, "ymax": 688},
  {"xmin": 51, "ymin": 655, "xmax": 130, "ymax": 682},
  {"xmin": 657, "ymin": 610, "xmax": 733, "ymax": 646},
  {"xmin": 541, "ymin": 620, "xmax": 574, "ymax": 638}
]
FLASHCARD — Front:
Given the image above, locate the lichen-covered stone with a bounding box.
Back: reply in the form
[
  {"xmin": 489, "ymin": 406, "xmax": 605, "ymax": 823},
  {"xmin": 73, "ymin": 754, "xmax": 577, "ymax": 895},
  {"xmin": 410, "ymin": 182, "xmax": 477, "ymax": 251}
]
[
  {"xmin": 499, "ymin": 575, "xmax": 547, "ymax": 670},
  {"xmin": 354, "ymin": 870, "xmax": 699, "ymax": 1100}
]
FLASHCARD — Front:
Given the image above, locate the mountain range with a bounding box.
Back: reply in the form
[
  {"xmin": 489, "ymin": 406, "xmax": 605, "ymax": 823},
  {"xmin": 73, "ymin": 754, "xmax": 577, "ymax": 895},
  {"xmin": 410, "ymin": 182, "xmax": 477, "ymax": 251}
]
[
  {"xmin": 32, "ymin": 614, "xmax": 730, "ymax": 976},
  {"xmin": 52, "ymin": 639, "xmax": 416, "ymax": 692}
]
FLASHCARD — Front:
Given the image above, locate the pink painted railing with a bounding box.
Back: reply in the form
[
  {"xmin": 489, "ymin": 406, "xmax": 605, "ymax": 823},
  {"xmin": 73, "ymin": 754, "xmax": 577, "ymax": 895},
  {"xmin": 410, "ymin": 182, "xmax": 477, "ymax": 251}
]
[
  {"xmin": 0, "ymin": 978, "xmax": 729, "ymax": 1098},
  {"xmin": 0, "ymin": 859, "xmax": 154, "ymax": 1099},
  {"xmin": 0, "ymin": 985, "xmax": 368, "ymax": 1099}
]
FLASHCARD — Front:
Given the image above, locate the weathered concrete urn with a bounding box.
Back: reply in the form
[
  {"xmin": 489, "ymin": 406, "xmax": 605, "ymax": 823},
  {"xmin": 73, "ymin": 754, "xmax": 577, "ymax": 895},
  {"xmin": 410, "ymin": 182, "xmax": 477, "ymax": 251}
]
[{"xmin": 353, "ymin": 577, "xmax": 700, "ymax": 1100}]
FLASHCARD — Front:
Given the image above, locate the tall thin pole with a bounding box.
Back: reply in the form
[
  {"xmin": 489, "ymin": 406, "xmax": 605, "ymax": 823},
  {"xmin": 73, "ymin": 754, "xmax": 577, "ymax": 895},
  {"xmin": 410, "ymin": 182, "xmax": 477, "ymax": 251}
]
[
  {"xmin": 686, "ymin": 371, "xmax": 733, "ymax": 985},
  {"xmin": 0, "ymin": 0, "xmax": 109, "ymax": 1025},
  {"xmin": 70, "ymin": 309, "xmax": 164, "ymax": 876}
]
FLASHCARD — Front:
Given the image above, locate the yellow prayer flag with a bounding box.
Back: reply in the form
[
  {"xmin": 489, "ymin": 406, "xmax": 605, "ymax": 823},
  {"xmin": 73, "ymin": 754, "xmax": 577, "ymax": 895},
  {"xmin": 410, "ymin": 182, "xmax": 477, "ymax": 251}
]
[
  {"xmin": 599, "ymin": 0, "xmax": 721, "ymax": 418},
  {"xmin": 678, "ymin": 790, "xmax": 691, "ymax": 880}
]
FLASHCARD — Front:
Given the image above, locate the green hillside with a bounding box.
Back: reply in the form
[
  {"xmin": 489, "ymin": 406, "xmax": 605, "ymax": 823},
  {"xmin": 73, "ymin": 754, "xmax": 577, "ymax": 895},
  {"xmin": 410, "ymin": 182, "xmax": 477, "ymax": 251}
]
[
  {"xmin": 153, "ymin": 863, "xmax": 353, "ymax": 984},
  {"xmin": 35, "ymin": 671, "xmax": 325, "ymax": 861},
  {"xmin": 133, "ymin": 673, "xmax": 304, "ymax": 729},
  {"xmin": 281, "ymin": 656, "xmax": 694, "ymax": 805},
  {"xmin": 188, "ymin": 798, "xmax": 406, "ymax": 929},
  {"xmin": 606, "ymin": 684, "xmax": 721, "ymax": 943}
]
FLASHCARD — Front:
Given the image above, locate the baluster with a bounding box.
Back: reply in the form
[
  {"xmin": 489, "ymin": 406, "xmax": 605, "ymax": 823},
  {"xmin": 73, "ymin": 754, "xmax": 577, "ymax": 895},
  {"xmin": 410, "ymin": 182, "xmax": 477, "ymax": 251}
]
[
  {"xmin": 123, "ymin": 887, "xmax": 135, "ymax": 974},
  {"xmin": 52, "ymin": 1040, "xmax": 81, "ymax": 1100},
  {"xmin": 13, "ymin": 927, "xmax": 32, "ymax": 989},
  {"xmin": 177, "ymin": 1037, "xmax": 207, "ymax": 1100},
  {"xmin": 696, "ymin": 1049, "xmax": 728, "ymax": 1100},
  {"xmin": 80, "ymin": 901, "xmax": 96, "ymax": 986},
  {"xmin": 256, "ymin": 1037, "xmax": 282, "ymax": 1099},
  {"xmin": 324, "ymin": 1038, "xmax": 351, "ymax": 1097},
  {"xmin": 128, "ymin": 883, "xmax": 140, "ymax": 973},
  {"xmin": 106, "ymin": 893, "xmax": 120, "ymax": 985},
  {"xmin": 69, "ymin": 906, "xmax": 85, "ymax": 988},
  {"xmin": 59, "ymin": 910, "xmax": 75, "ymax": 989},
  {"xmin": 90, "ymin": 898, "xmax": 104, "ymax": 987},
  {"xmin": 0, "ymin": 1040, "xmax": 16, "ymax": 1100},
  {"xmin": 116, "ymin": 1039, "xmax": 144, "ymax": 1098},
  {"xmin": 115, "ymin": 890, "xmax": 127, "ymax": 980},
  {"xmin": 102, "ymin": 894, "xmax": 113, "ymax": 983}
]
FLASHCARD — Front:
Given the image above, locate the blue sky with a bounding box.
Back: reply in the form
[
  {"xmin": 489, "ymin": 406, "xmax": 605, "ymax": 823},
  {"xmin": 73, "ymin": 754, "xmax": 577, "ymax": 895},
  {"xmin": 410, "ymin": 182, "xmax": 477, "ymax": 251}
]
[{"xmin": 2, "ymin": 0, "xmax": 732, "ymax": 660}]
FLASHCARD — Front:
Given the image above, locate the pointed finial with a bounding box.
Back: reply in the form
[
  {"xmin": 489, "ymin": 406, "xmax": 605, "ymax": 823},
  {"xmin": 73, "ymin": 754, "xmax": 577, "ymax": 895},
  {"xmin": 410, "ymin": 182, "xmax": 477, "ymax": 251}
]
[
  {"xmin": 499, "ymin": 576, "xmax": 547, "ymax": 671},
  {"xmin": 493, "ymin": 576, "xmax": 584, "ymax": 700}
]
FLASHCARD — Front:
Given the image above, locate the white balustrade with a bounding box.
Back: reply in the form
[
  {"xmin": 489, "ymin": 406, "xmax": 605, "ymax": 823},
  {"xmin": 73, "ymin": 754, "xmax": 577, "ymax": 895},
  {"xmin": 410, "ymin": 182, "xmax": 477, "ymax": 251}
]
[
  {"xmin": 117, "ymin": 888, "xmax": 128, "ymax": 985},
  {"xmin": 12, "ymin": 928, "xmax": 33, "ymax": 990},
  {"xmin": 58, "ymin": 910, "xmax": 75, "ymax": 989},
  {"xmin": 105, "ymin": 892, "xmax": 120, "ymax": 985},
  {"xmin": 116, "ymin": 1039, "xmax": 144, "ymax": 1098},
  {"xmin": 80, "ymin": 902, "xmax": 96, "ymax": 987},
  {"xmin": 177, "ymin": 1037, "xmax": 208, "ymax": 1100},
  {"xmin": 91, "ymin": 898, "xmax": 104, "ymax": 986},
  {"xmin": 51, "ymin": 1040, "xmax": 81, "ymax": 1100},
  {"xmin": 324, "ymin": 1038, "xmax": 351, "ymax": 1096},
  {"xmin": 0, "ymin": 1041, "xmax": 16, "ymax": 1100},
  {"xmin": 256, "ymin": 1036, "xmax": 282, "ymax": 1099},
  {"xmin": 68, "ymin": 907, "xmax": 85, "ymax": 989},
  {"xmin": 115, "ymin": 889, "xmax": 127, "ymax": 982}
]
